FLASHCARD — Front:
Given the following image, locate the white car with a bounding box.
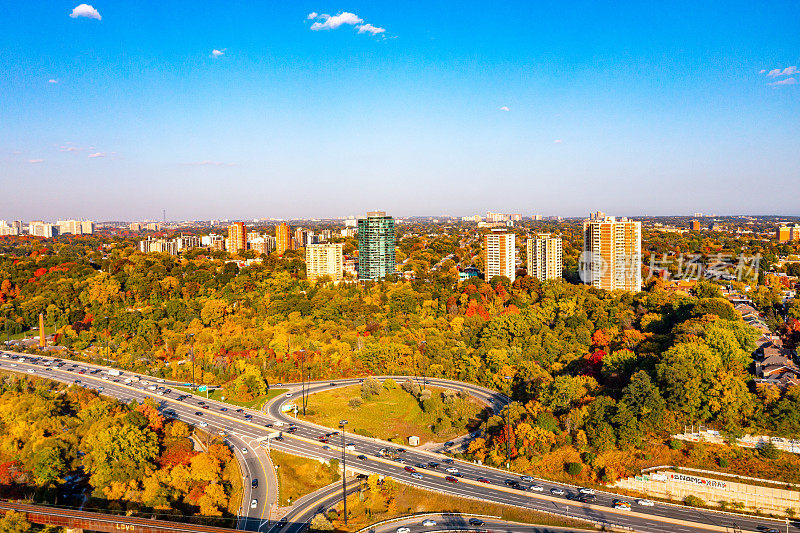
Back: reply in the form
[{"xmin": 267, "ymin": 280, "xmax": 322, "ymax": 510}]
[
  {"xmin": 242, "ymin": 447, "xmax": 248, "ymax": 454},
  {"xmin": 27, "ymin": 369, "xmax": 35, "ymax": 374},
  {"xmin": 346, "ymin": 444, "xmax": 355, "ymax": 451},
  {"xmin": 422, "ymin": 519, "xmax": 437, "ymax": 526},
  {"xmin": 198, "ymin": 422, "xmax": 208, "ymax": 427},
  {"xmin": 550, "ymin": 487, "xmax": 565, "ymax": 496},
  {"xmin": 250, "ymin": 499, "xmax": 258, "ymax": 509},
  {"xmin": 520, "ymin": 475, "xmax": 534, "ymax": 482},
  {"xmin": 157, "ymin": 379, "xmax": 165, "ymax": 383},
  {"xmin": 529, "ymin": 484, "xmax": 544, "ymax": 492},
  {"xmin": 396, "ymin": 528, "xmax": 410, "ymax": 533},
  {"xmin": 285, "ymin": 392, "xmax": 293, "ymax": 397},
  {"xmin": 637, "ymin": 499, "xmax": 655, "ymax": 507},
  {"xmin": 579, "ymin": 487, "xmax": 595, "ymax": 495},
  {"xmin": 445, "ymin": 467, "xmax": 459, "ymax": 474}
]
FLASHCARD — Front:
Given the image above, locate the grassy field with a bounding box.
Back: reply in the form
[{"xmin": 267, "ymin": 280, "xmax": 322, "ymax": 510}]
[
  {"xmin": 174, "ymin": 386, "xmax": 288, "ymax": 409},
  {"xmin": 329, "ymin": 481, "xmax": 595, "ymax": 532},
  {"xmin": 298, "ymin": 384, "xmax": 484, "ymax": 444},
  {"xmin": 270, "ymin": 449, "xmax": 340, "ymax": 507}
]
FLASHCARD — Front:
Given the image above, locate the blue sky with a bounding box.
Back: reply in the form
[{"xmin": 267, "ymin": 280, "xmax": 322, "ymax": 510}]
[{"xmin": 1, "ymin": 1, "xmax": 798, "ymax": 221}]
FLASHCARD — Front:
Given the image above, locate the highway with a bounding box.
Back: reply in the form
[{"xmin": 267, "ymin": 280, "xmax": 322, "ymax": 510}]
[{"xmin": 0, "ymin": 350, "xmax": 795, "ymax": 533}]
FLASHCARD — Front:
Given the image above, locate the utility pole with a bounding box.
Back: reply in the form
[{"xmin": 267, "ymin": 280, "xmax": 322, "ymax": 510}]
[
  {"xmin": 188, "ymin": 333, "xmax": 195, "ymax": 390},
  {"xmin": 504, "ymin": 375, "xmax": 513, "ymax": 468},
  {"xmin": 300, "ymin": 349, "xmax": 308, "ymax": 415},
  {"xmin": 104, "ymin": 316, "xmax": 109, "ymax": 362},
  {"xmin": 340, "ymin": 419, "xmax": 348, "ymax": 525}
]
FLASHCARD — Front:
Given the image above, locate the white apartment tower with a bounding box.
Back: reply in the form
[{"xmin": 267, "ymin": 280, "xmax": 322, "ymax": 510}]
[
  {"xmin": 306, "ymin": 243, "xmax": 344, "ymax": 282},
  {"xmin": 527, "ymin": 234, "xmax": 563, "ymax": 281},
  {"xmin": 582, "ymin": 215, "xmax": 642, "ymax": 292},
  {"xmin": 484, "ymin": 229, "xmax": 516, "ymax": 282}
]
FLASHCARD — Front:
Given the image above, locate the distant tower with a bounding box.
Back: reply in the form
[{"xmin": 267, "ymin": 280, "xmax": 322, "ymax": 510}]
[{"xmin": 163, "ymin": 209, "xmax": 166, "ymax": 224}]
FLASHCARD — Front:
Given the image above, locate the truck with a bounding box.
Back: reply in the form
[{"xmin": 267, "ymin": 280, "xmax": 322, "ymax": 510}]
[{"xmin": 108, "ymin": 369, "xmax": 121, "ymax": 376}]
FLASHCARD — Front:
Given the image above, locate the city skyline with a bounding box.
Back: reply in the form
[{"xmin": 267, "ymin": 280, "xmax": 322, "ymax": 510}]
[{"xmin": 2, "ymin": 1, "xmax": 799, "ymax": 220}]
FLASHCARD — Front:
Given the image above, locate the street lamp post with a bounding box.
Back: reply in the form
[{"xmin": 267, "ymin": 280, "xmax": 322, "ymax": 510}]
[
  {"xmin": 300, "ymin": 349, "xmax": 308, "ymax": 415},
  {"xmin": 104, "ymin": 316, "xmax": 109, "ymax": 363},
  {"xmin": 340, "ymin": 419, "xmax": 348, "ymax": 525}
]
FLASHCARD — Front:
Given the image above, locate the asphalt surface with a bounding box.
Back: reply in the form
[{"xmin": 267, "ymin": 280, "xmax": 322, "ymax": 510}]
[
  {"xmin": 0, "ymin": 351, "xmax": 796, "ymax": 533},
  {"xmin": 369, "ymin": 513, "xmax": 596, "ymax": 533}
]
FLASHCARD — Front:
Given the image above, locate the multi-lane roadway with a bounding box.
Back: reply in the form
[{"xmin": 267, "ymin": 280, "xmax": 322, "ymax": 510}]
[{"xmin": 0, "ymin": 350, "xmax": 794, "ymax": 533}]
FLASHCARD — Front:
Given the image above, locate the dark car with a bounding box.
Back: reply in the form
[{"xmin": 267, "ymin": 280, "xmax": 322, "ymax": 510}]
[
  {"xmin": 444, "ymin": 441, "xmax": 454, "ymax": 447},
  {"xmin": 469, "ymin": 519, "xmax": 484, "ymax": 526},
  {"xmin": 220, "ymin": 407, "xmax": 228, "ymax": 411},
  {"xmin": 427, "ymin": 461, "xmax": 440, "ymax": 469},
  {"xmin": 579, "ymin": 494, "xmax": 597, "ymax": 503},
  {"xmin": 442, "ymin": 458, "xmax": 454, "ymax": 464},
  {"xmin": 357, "ymin": 455, "xmax": 367, "ymax": 460},
  {"xmin": 236, "ymin": 408, "xmax": 244, "ymax": 413},
  {"xmin": 274, "ymin": 435, "xmax": 284, "ymax": 441},
  {"xmin": 195, "ymin": 411, "xmax": 203, "ymax": 416},
  {"xmin": 477, "ymin": 477, "xmax": 490, "ymax": 483},
  {"xmin": 415, "ymin": 463, "xmax": 427, "ymax": 469},
  {"xmin": 251, "ymin": 479, "xmax": 258, "ymax": 489},
  {"xmin": 445, "ymin": 476, "xmax": 458, "ymax": 483}
]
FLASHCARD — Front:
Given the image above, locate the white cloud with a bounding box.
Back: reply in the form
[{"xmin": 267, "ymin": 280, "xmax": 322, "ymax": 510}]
[
  {"xmin": 759, "ymin": 69, "xmax": 766, "ymax": 74},
  {"xmin": 307, "ymin": 12, "xmax": 318, "ymax": 20},
  {"xmin": 357, "ymin": 23, "xmax": 385, "ymax": 35},
  {"xmin": 767, "ymin": 66, "xmax": 797, "ymax": 78},
  {"xmin": 211, "ymin": 49, "xmax": 225, "ymax": 58},
  {"xmin": 87, "ymin": 152, "xmax": 105, "ymax": 158},
  {"xmin": 553, "ymin": 139, "xmax": 563, "ymax": 144},
  {"xmin": 770, "ymin": 77, "xmax": 797, "ymax": 86},
  {"xmin": 499, "ymin": 106, "xmax": 509, "ymax": 112},
  {"xmin": 28, "ymin": 159, "xmax": 43, "ymax": 164},
  {"xmin": 183, "ymin": 161, "xmax": 236, "ymax": 167},
  {"xmin": 310, "ymin": 12, "xmax": 363, "ymax": 30},
  {"xmin": 48, "ymin": 79, "xmax": 58, "ymax": 84},
  {"xmin": 69, "ymin": 4, "xmax": 101, "ymax": 20}
]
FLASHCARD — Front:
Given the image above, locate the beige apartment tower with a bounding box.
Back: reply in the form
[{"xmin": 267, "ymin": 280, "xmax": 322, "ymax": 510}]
[
  {"xmin": 484, "ymin": 229, "xmax": 516, "ymax": 282},
  {"xmin": 582, "ymin": 215, "xmax": 642, "ymax": 292},
  {"xmin": 527, "ymin": 234, "xmax": 563, "ymax": 281},
  {"xmin": 306, "ymin": 243, "xmax": 344, "ymax": 281}
]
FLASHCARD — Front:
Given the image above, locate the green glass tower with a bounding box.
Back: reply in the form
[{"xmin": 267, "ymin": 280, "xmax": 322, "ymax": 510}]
[{"xmin": 357, "ymin": 211, "xmax": 396, "ymax": 281}]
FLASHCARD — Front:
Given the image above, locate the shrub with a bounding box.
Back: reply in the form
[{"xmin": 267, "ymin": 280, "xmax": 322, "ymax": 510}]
[
  {"xmin": 758, "ymin": 441, "xmax": 780, "ymax": 460},
  {"xmin": 566, "ymin": 462, "xmax": 583, "ymax": 476},
  {"xmin": 718, "ymin": 457, "xmax": 729, "ymax": 467},
  {"xmin": 684, "ymin": 495, "xmax": 705, "ymax": 508},
  {"xmin": 361, "ymin": 377, "xmax": 382, "ymax": 399},
  {"xmin": 581, "ymin": 452, "xmax": 596, "ymax": 466},
  {"xmin": 643, "ymin": 453, "xmax": 652, "ymax": 460},
  {"xmin": 669, "ymin": 438, "xmax": 684, "ymax": 450},
  {"xmin": 348, "ymin": 397, "xmax": 363, "ymax": 408},
  {"xmin": 383, "ymin": 378, "xmax": 397, "ymax": 390}
]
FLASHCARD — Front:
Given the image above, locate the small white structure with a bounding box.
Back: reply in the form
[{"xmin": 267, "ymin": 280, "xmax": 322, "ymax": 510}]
[{"xmin": 408, "ymin": 436, "xmax": 420, "ymax": 446}]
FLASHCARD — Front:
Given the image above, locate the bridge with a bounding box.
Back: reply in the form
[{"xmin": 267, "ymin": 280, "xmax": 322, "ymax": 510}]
[{"xmin": 0, "ymin": 500, "xmax": 238, "ymax": 533}]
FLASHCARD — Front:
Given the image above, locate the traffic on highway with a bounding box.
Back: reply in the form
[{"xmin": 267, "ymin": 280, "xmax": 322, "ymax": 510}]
[{"xmin": 0, "ymin": 350, "xmax": 794, "ymax": 533}]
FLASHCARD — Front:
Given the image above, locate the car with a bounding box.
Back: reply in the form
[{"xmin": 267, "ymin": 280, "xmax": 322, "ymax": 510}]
[
  {"xmin": 579, "ymin": 494, "xmax": 597, "ymax": 503},
  {"xmin": 330, "ymin": 382, "xmax": 336, "ymax": 386},
  {"xmin": 477, "ymin": 477, "xmax": 490, "ymax": 483},
  {"xmin": 202, "ymin": 405, "xmax": 209, "ymax": 409},
  {"xmin": 276, "ymin": 517, "xmax": 287, "ymax": 528},
  {"xmin": 637, "ymin": 499, "xmax": 655, "ymax": 506},
  {"xmin": 444, "ymin": 441, "xmax": 454, "ymax": 447},
  {"xmin": 241, "ymin": 447, "xmax": 248, "ymax": 454},
  {"xmin": 410, "ymin": 472, "xmax": 423, "ymax": 480},
  {"xmin": 442, "ymin": 458, "xmax": 454, "ymax": 464},
  {"xmin": 198, "ymin": 422, "xmax": 208, "ymax": 427},
  {"xmin": 550, "ymin": 487, "xmax": 565, "ymax": 496},
  {"xmin": 520, "ymin": 475, "xmax": 534, "ymax": 482},
  {"xmin": 613, "ymin": 499, "xmax": 631, "ymax": 511},
  {"xmin": 287, "ymin": 427, "xmax": 297, "ymax": 433},
  {"xmin": 220, "ymin": 407, "xmax": 228, "ymax": 412},
  {"xmin": 404, "ymin": 466, "xmax": 417, "ymax": 473},
  {"xmin": 26, "ymin": 369, "xmax": 35, "ymax": 373},
  {"xmin": 252, "ymin": 479, "xmax": 258, "ymax": 489},
  {"xmin": 446, "ymin": 467, "xmax": 459, "ymax": 474},
  {"xmin": 244, "ymin": 414, "xmax": 252, "ymax": 419},
  {"xmin": 395, "ymin": 457, "xmax": 406, "ymax": 464},
  {"xmin": 274, "ymin": 435, "xmax": 284, "ymax": 441},
  {"xmin": 345, "ymin": 444, "xmax": 355, "ymax": 451},
  {"xmin": 504, "ymin": 479, "xmax": 519, "ymax": 487},
  {"xmin": 445, "ymin": 476, "xmax": 458, "ymax": 483},
  {"xmin": 198, "ymin": 401, "xmax": 205, "ymax": 405},
  {"xmin": 285, "ymin": 392, "xmax": 293, "ymax": 397},
  {"xmin": 396, "ymin": 528, "xmax": 410, "ymax": 533},
  {"xmin": 357, "ymin": 455, "xmax": 367, "ymax": 460},
  {"xmin": 422, "ymin": 519, "xmax": 437, "ymax": 527},
  {"xmin": 764, "ymin": 529, "xmax": 780, "ymax": 533},
  {"xmin": 323, "ymin": 445, "xmax": 331, "ymax": 450},
  {"xmin": 265, "ymin": 423, "xmax": 273, "ymax": 428},
  {"xmin": 468, "ymin": 518, "xmax": 484, "ymax": 526},
  {"xmin": 157, "ymin": 379, "xmax": 165, "ymax": 383},
  {"xmin": 395, "ymin": 447, "xmax": 405, "ymax": 453},
  {"xmin": 427, "ymin": 462, "xmax": 440, "ymax": 469},
  {"xmin": 195, "ymin": 411, "xmax": 203, "ymax": 416},
  {"xmin": 579, "ymin": 487, "xmax": 595, "ymax": 495},
  {"xmin": 415, "ymin": 463, "xmax": 427, "ymax": 469},
  {"xmin": 250, "ymin": 499, "xmax": 258, "ymax": 509},
  {"xmin": 529, "ymin": 484, "xmax": 544, "ymax": 492}
]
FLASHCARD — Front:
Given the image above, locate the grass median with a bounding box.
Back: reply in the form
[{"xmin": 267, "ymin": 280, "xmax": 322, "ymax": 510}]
[
  {"xmin": 175, "ymin": 386, "xmax": 288, "ymax": 410},
  {"xmin": 270, "ymin": 449, "xmax": 341, "ymax": 507}
]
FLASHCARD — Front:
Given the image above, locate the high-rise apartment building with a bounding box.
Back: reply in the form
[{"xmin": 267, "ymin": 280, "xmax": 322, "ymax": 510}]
[
  {"xmin": 690, "ymin": 219, "xmax": 701, "ymax": 231},
  {"xmin": 0, "ymin": 221, "xmax": 19, "ymax": 236},
  {"xmin": 582, "ymin": 215, "xmax": 642, "ymax": 292},
  {"xmin": 276, "ymin": 222, "xmax": 292, "ymax": 255},
  {"xmin": 227, "ymin": 222, "xmax": 247, "ymax": 253},
  {"xmin": 777, "ymin": 224, "xmax": 800, "ymax": 243},
  {"xmin": 485, "ymin": 229, "xmax": 516, "ymax": 282},
  {"xmin": 57, "ymin": 220, "xmax": 94, "ymax": 235},
  {"xmin": 129, "ymin": 222, "xmax": 142, "ymax": 232},
  {"xmin": 249, "ymin": 235, "xmax": 275, "ymax": 255},
  {"xmin": 29, "ymin": 221, "xmax": 58, "ymax": 238},
  {"xmin": 526, "ymin": 234, "xmax": 563, "ymax": 281},
  {"xmin": 358, "ymin": 211, "xmax": 395, "ymax": 281},
  {"xmin": 306, "ymin": 243, "xmax": 344, "ymax": 281}
]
